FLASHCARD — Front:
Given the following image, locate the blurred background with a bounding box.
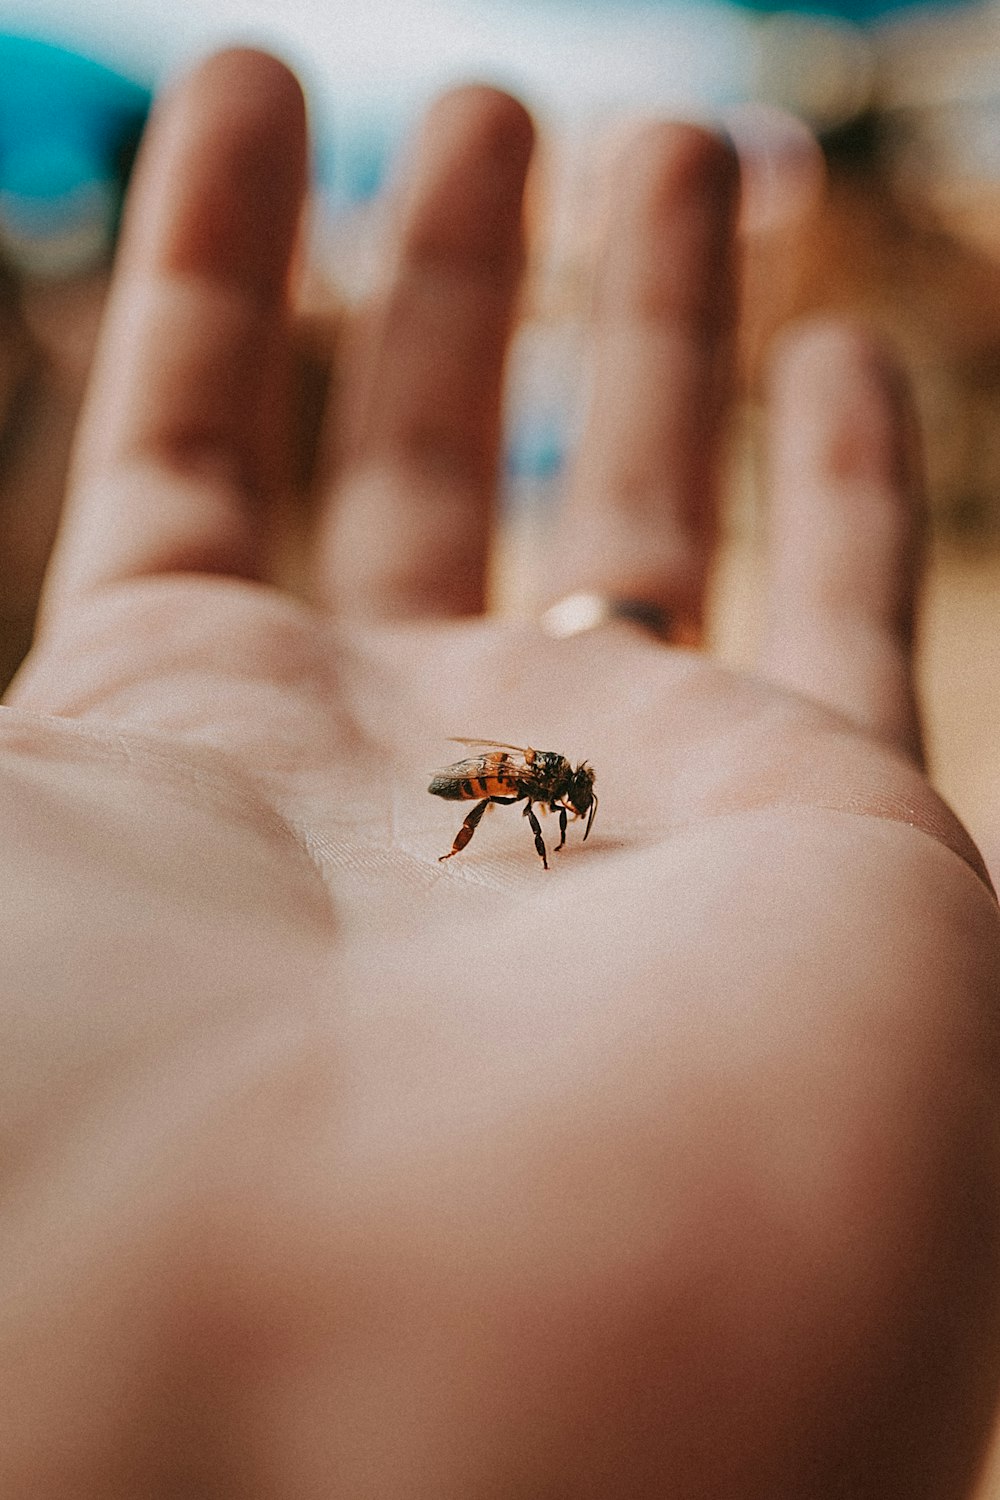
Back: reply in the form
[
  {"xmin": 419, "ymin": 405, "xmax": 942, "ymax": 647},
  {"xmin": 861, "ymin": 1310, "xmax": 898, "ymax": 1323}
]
[
  {"xmin": 2, "ymin": 6, "xmax": 998, "ymax": 849},
  {"xmin": 0, "ymin": 15, "xmax": 998, "ymax": 804},
  {"xmin": 1, "ymin": 0, "xmax": 1000, "ymax": 1488},
  {"xmin": 0, "ymin": 7, "xmax": 997, "ymax": 829}
]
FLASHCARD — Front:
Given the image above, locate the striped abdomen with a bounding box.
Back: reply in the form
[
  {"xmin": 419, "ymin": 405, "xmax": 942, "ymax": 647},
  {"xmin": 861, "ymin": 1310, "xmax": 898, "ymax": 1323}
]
[{"xmin": 428, "ymin": 771, "xmax": 521, "ymax": 802}]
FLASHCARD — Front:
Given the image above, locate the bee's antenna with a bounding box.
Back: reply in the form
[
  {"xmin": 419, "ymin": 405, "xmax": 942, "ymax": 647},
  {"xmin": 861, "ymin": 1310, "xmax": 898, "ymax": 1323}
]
[{"xmin": 584, "ymin": 792, "xmax": 598, "ymax": 840}]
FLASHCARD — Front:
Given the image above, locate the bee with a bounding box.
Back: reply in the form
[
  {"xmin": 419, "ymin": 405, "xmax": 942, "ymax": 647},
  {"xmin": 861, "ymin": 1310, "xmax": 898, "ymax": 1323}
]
[{"xmin": 429, "ymin": 739, "xmax": 598, "ymax": 869}]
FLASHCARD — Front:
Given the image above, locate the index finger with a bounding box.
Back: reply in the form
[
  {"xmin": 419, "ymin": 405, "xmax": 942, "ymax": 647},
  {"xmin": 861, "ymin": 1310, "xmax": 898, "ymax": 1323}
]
[{"xmin": 39, "ymin": 48, "xmax": 307, "ymax": 626}]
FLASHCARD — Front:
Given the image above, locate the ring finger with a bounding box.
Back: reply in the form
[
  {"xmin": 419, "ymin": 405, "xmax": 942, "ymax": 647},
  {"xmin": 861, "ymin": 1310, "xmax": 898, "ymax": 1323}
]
[{"xmin": 548, "ymin": 123, "xmax": 739, "ymax": 643}]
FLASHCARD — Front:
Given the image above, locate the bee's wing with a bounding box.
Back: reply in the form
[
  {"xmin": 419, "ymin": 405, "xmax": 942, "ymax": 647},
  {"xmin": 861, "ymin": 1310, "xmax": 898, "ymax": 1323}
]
[
  {"xmin": 448, "ymin": 737, "xmax": 529, "ymax": 753},
  {"xmin": 429, "ymin": 755, "xmax": 495, "ymax": 779}
]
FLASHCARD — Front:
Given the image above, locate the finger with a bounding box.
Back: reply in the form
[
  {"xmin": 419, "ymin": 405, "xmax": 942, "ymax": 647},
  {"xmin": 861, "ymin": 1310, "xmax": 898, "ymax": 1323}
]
[
  {"xmin": 39, "ymin": 49, "xmax": 307, "ymax": 624},
  {"xmin": 549, "ymin": 123, "xmax": 739, "ymax": 641},
  {"xmin": 758, "ymin": 321, "xmax": 925, "ymax": 764},
  {"xmin": 317, "ymin": 85, "xmax": 534, "ymax": 618}
]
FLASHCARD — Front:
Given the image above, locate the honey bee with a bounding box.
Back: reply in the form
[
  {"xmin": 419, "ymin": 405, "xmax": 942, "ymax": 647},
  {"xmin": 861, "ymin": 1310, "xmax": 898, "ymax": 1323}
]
[{"xmin": 429, "ymin": 739, "xmax": 598, "ymax": 869}]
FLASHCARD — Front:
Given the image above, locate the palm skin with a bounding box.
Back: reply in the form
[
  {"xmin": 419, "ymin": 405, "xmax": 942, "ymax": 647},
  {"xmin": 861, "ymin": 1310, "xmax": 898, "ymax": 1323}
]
[{"xmin": 0, "ymin": 46, "xmax": 999, "ymax": 1500}]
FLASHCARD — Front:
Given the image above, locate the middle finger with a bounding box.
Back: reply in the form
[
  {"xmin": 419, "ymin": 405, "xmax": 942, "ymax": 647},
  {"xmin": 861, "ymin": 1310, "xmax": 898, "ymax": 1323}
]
[{"xmin": 316, "ymin": 85, "xmax": 534, "ymax": 619}]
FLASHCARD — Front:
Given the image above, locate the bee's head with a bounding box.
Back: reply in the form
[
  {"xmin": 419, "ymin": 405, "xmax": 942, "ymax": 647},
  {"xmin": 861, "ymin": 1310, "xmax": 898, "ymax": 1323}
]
[{"xmin": 568, "ymin": 762, "xmax": 598, "ymax": 839}]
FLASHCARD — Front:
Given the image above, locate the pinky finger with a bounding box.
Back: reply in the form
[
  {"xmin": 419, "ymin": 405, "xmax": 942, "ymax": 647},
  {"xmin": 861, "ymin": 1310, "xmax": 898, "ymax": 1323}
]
[{"xmin": 758, "ymin": 321, "xmax": 925, "ymax": 765}]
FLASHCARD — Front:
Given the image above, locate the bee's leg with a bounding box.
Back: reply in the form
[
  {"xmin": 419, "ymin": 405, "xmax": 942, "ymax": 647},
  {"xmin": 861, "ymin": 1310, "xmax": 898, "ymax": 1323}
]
[
  {"xmin": 523, "ymin": 801, "xmax": 549, "ymax": 869},
  {"xmin": 439, "ymin": 799, "xmax": 490, "ymax": 861},
  {"xmin": 439, "ymin": 797, "xmax": 518, "ymax": 862},
  {"xmin": 554, "ymin": 804, "xmax": 568, "ymax": 851}
]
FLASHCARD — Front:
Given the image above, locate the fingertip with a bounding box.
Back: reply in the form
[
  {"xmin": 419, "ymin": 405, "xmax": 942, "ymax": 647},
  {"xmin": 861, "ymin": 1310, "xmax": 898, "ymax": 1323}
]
[
  {"xmin": 166, "ymin": 48, "xmax": 307, "ymax": 132},
  {"xmin": 133, "ymin": 46, "xmax": 308, "ymax": 294},
  {"xmin": 399, "ymin": 84, "xmax": 535, "ymax": 272},
  {"xmin": 156, "ymin": 46, "xmax": 308, "ymax": 169},
  {"xmin": 627, "ymin": 119, "xmax": 740, "ymax": 207},
  {"xmin": 598, "ymin": 120, "xmax": 739, "ymax": 333},
  {"xmin": 423, "ymin": 82, "xmax": 535, "ymax": 163}
]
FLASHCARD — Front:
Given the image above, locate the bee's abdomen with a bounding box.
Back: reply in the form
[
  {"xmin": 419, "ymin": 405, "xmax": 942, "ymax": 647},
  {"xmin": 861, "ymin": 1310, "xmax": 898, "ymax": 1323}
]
[
  {"xmin": 472, "ymin": 774, "xmax": 519, "ymax": 798},
  {"xmin": 428, "ymin": 773, "xmax": 519, "ymax": 801},
  {"xmin": 428, "ymin": 775, "xmax": 464, "ymax": 800}
]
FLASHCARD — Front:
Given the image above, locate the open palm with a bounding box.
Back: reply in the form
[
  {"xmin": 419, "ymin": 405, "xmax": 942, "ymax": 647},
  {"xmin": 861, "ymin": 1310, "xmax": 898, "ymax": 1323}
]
[{"xmin": 2, "ymin": 49, "xmax": 999, "ymax": 1500}]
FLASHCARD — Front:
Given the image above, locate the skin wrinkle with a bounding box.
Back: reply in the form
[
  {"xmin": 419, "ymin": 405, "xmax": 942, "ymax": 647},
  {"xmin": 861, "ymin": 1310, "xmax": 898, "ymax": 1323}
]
[{"xmin": 0, "ymin": 711, "xmax": 335, "ymax": 932}]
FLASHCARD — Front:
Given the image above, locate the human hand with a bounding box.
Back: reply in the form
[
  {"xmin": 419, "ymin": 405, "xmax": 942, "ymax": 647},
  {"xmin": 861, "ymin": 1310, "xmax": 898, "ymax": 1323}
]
[{"xmin": 1, "ymin": 48, "xmax": 998, "ymax": 1499}]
